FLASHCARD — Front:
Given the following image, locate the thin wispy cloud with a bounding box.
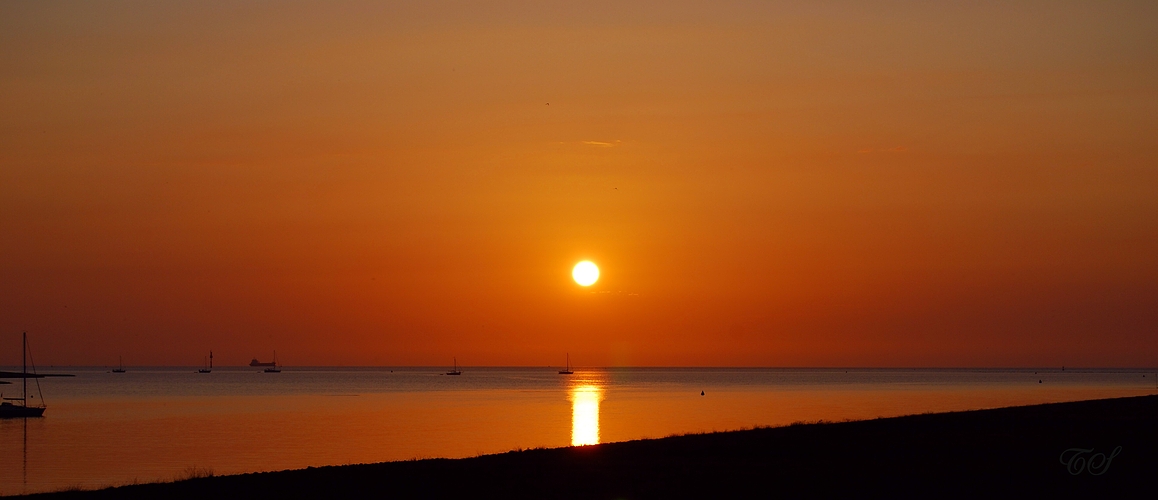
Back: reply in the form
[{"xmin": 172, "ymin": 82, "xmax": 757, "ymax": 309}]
[{"xmin": 581, "ymin": 140, "xmax": 621, "ymax": 147}]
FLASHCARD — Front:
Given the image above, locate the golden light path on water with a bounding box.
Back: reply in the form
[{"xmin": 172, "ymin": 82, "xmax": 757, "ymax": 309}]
[{"xmin": 570, "ymin": 384, "xmax": 602, "ymax": 446}]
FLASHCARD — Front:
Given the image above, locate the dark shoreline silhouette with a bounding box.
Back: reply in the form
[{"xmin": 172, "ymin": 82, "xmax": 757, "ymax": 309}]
[{"xmin": 22, "ymin": 395, "xmax": 1157, "ymax": 499}]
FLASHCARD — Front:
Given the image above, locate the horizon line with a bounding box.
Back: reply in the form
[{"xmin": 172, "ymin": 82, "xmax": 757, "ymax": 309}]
[{"xmin": 9, "ymin": 365, "xmax": 1158, "ymax": 371}]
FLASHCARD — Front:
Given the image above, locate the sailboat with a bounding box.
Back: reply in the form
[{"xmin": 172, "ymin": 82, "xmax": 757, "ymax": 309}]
[
  {"xmin": 198, "ymin": 351, "xmax": 213, "ymax": 373},
  {"xmin": 446, "ymin": 357, "xmax": 462, "ymax": 375},
  {"xmin": 558, "ymin": 353, "xmax": 574, "ymax": 375},
  {"xmin": 0, "ymin": 332, "xmax": 47, "ymax": 419},
  {"xmin": 112, "ymin": 356, "xmax": 126, "ymax": 373},
  {"xmin": 264, "ymin": 351, "xmax": 281, "ymax": 373}
]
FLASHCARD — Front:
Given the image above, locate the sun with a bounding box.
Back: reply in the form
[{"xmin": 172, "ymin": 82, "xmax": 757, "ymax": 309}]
[{"xmin": 572, "ymin": 261, "xmax": 599, "ymax": 286}]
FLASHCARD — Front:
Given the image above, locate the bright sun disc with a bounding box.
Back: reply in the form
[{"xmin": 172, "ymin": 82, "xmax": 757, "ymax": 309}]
[{"xmin": 572, "ymin": 261, "xmax": 599, "ymax": 286}]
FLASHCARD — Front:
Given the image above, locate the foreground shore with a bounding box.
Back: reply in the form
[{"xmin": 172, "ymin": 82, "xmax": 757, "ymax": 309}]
[{"xmin": 25, "ymin": 394, "xmax": 1157, "ymax": 499}]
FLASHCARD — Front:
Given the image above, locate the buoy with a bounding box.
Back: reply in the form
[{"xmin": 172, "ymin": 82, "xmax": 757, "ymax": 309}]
[{"xmin": 700, "ymin": 390, "xmax": 705, "ymax": 396}]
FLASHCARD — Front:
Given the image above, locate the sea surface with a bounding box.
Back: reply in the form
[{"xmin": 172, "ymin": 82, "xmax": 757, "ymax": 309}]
[{"xmin": 1, "ymin": 366, "xmax": 1154, "ymax": 495}]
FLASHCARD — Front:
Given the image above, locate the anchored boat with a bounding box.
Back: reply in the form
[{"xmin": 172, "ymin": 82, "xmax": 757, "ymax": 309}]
[
  {"xmin": 558, "ymin": 353, "xmax": 574, "ymax": 375},
  {"xmin": 198, "ymin": 351, "xmax": 213, "ymax": 373},
  {"xmin": 0, "ymin": 332, "xmax": 46, "ymax": 419}
]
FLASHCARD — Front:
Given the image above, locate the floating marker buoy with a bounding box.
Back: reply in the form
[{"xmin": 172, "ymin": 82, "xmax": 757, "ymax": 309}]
[{"xmin": 701, "ymin": 391, "xmax": 705, "ymax": 396}]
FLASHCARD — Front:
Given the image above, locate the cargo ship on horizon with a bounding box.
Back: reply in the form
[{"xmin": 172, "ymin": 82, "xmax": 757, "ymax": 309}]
[{"xmin": 250, "ymin": 354, "xmax": 277, "ymax": 367}]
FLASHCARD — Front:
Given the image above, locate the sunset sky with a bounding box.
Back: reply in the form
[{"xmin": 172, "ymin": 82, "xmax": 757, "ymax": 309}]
[{"xmin": 2, "ymin": 1, "xmax": 1156, "ymax": 367}]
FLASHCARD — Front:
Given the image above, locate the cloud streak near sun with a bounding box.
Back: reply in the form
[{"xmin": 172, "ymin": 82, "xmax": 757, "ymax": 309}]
[{"xmin": 581, "ymin": 140, "xmax": 621, "ymax": 147}]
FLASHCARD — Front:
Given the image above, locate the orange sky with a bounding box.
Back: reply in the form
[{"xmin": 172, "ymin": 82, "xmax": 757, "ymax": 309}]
[{"xmin": 2, "ymin": 1, "xmax": 1156, "ymax": 367}]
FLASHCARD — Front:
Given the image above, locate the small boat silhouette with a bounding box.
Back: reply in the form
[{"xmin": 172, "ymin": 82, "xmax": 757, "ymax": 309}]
[
  {"xmin": 446, "ymin": 357, "xmax": 462, "ymax": 375},
  {"xmin": 264, "ymin": 351, "xmax": 281, "ymax": 373},
  {"xmin": 558, "ymin": 353, "xmax": 573, "ymax": 375},
  {"xmin": 0, "ymin": 332, "xmax": 47, "ymax": 418},
  {"xmin": 198, "ymin": 351, "xmax": 213, "ymax": 373}
]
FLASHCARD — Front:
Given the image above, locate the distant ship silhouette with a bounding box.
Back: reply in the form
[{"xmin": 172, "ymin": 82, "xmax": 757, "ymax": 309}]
[
  {"xmin": 198, "ymin": 351, "xmax": 213, "ymax": 373},
  {"xmin": 447, "ymin": 357, "xmax": 462, "ymax": 375},
  {"xmin": 264, "ymin": 351, "xmax": 282, "ymax": 373},
  {"xmin": 250, "ymin": 354, "xmax": 277, "ymax": 367},
  {"xmin": 558, "ymin": 353, "xmax": 573, "ymax": 375},
  {"xmin": 1, "ymin": 332, "xmax": 47, "ymax": 418}
]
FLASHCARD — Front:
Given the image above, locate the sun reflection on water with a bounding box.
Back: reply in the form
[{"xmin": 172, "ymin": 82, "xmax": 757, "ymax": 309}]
[{"xmin": 569, "ymin": 384, "xmax": 602, "ymax": 446}]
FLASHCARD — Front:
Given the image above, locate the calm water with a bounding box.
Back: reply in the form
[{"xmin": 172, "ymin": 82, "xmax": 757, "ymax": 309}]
[{"xmin": 1, "ymin": 366, "xmax": 1154, "ymax": 495}]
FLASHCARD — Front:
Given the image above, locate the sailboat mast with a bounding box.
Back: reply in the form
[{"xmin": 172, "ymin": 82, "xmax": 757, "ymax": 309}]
[{"xmin": 23, "ymin": 332, "xmax": 27, "ymax": 407}]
